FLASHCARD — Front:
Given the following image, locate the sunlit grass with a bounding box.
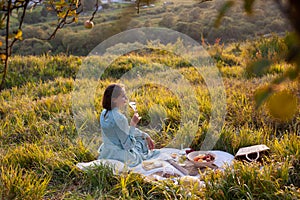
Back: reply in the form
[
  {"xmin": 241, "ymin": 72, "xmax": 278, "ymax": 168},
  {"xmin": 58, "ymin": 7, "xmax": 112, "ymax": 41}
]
[
  {"xmin": 0, "ymin": 165, "xmax": 50, "ymax": 200},
  {"xmin": 0, "ymin": 37, "xmax": 299, "ymax": 199}
]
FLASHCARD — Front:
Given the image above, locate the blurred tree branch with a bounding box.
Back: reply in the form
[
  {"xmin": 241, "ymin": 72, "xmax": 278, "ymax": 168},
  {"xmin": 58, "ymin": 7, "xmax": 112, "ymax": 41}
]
[
  {"xmin": 0, "ymin": 0, "xmax": 98, "ymax": 90},
  {"xmin": 216, "ymin": 0, "xmax": 300, "ymax": 109}
]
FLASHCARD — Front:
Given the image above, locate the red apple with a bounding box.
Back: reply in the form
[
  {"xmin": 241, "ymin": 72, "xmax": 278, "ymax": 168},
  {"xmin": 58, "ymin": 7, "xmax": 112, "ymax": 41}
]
[{"xmin": 84, "ymin": 20, "xmax": 94, "ymax": 29}]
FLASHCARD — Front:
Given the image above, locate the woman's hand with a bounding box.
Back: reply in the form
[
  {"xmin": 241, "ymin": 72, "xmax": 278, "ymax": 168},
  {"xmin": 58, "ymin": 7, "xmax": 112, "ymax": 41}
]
[
  {"xmin": 146, "ymin": 136, "xmax": 155, "ymax": 150},
  {"xmin": 130, "ymin": 113, "xmax": 141, "ymax": 127}
]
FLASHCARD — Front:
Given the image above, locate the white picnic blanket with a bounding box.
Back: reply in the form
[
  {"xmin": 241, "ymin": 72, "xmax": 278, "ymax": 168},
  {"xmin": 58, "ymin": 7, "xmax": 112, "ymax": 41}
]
[{"xmin": 76, "ymin": 148, "xmax": 234, "ymax": 178}]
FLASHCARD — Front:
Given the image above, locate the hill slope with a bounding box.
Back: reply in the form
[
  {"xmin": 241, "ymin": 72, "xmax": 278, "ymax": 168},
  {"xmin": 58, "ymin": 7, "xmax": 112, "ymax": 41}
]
[{"xmin": 3, "ymin": 0, "xmax": 292, "ymax": 56}]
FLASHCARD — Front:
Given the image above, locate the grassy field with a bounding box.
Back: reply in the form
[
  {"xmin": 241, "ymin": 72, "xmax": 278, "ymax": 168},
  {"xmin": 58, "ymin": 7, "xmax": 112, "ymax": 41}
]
[{"xmin": 0, "ymin": 34, "xmax": 299, "ymax": 199}]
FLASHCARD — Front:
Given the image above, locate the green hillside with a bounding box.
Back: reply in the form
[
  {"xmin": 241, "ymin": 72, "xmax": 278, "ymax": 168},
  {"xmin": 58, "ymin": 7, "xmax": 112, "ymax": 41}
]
[{"xmin": 4, "ymin": 0, "xmax": 292, "ymax": 56}]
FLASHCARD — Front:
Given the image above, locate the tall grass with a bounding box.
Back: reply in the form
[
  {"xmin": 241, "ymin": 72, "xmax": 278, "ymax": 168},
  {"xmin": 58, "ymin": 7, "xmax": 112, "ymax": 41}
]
[
  {"xmin": 203, "ymin": 160, "xmax": 298, "ymax": 199},
  {"xmin": 0, "ymin": 36, "xmax": 299, "ymax": 199},
  {"xmin": 0, "ymin": 165, "xmax": 50, "ymax": 200}
]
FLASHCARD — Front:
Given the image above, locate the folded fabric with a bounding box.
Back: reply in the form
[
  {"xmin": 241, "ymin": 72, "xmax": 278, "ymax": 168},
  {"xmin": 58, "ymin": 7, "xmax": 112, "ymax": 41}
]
[
  {"xmin": 142, "ymin": 160, "xmax": 164, "ymax": 171},
  {"xmin": 76, "ymin": 159, "xmax": 125, "ymax": 174}
]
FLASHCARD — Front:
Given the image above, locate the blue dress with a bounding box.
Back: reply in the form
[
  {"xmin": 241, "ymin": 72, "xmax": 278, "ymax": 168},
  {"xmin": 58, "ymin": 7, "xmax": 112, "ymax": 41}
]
[{"xmin": 98, "ymin": 107, "xmax": 159, "ymax": 167}]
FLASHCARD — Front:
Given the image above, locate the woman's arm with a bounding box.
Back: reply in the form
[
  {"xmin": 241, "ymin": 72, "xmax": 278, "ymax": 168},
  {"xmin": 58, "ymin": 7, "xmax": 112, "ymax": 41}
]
[
  {"xmin": 130, "ymin": 112, "xmax": 155, "ymax": 150},
  {"xmin": 133, "ymin": 128, "xmax": 150, "ymax": 138},
  {"xmin": 114, "ymin": 111, "xmax": 155, "ymax": 150},
  {"xmin": 129, "ymin": 112, "xmax": 149, "ymax": 138},
  {"xmin": 114, "ymin": 113, "xmax": 136, "ymax": 150}
]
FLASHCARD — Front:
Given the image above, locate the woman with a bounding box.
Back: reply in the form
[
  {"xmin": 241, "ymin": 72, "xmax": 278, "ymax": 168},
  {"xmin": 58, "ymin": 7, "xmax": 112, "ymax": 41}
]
[{"xmin": 98, "ymin": 84, "xmax": 159, "ymax": 167}]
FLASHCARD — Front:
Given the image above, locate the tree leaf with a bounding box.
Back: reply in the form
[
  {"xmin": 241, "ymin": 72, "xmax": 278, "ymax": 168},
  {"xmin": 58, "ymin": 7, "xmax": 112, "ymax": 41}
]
[
  {"xmin": 246, "ymin": 59, "xmax": 272, "ymax": 77},
  {"xmin": 0, "ymin": 13, "xmax": 4, "ymax": 29},
  {"xmin": 266, "ymin": 90, "xmax": 298, "ymax": 121},
  {"xmin": 254, "ymin": 85, "xmax": 273, "ymax": 109},
  {"xmin": 285, "ymin": 67, "xmax": 299, "ymax": 80},
  {"xmin": 8, "ymin": 34, "xmax": 15, "ymax": 39},
  {"xmin": 58, "ymin": 12, "xmax": 66, "ymax": 19},
  {"xmin": 0, "ymin": 54, "xmax": 6, "ymax": 61},
  {"xmin": 214, "ymin": 1, "xmax": 234, "ymax": 27},
  {"xmin": 15, "ymin": 29, "xmax": 23, "ymax": 40},
  {"xmin": 244, "ymin": 0, "xmax": 255, "ymax": 14}
]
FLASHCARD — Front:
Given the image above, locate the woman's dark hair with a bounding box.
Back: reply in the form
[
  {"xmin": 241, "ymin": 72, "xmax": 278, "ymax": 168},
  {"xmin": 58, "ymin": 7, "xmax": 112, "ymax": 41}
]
[{"xmin": 102, "ymin": 84, "xmax": 124, "ymax": 111}]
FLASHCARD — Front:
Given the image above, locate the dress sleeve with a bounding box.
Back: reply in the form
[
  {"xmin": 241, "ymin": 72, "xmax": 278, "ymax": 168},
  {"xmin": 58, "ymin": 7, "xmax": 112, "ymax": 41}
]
[
  {"xmin": 132, "ymin": 128, "xmax": 150, "ymax": 138},
  {"xmin": 114, "ymin": 112, "xmax": 136, "ymax": 150}
]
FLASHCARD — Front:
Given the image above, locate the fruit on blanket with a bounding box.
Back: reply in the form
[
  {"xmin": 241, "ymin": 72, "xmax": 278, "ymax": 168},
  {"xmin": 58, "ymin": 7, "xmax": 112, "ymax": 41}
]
[
  {"xmin": 193, "ymin": 153, "xmax": 215, "ymax": 162},
  {"xmin": 185, "ymin": 149, "xmax": 194, "ymax": 154},
  {"xmin": 178, "ymin": 155, "xmax": 186, "ymax": 164},
  {"xmin": 171, "ymin": 153, "xmax": 177, "ymax": 159}
]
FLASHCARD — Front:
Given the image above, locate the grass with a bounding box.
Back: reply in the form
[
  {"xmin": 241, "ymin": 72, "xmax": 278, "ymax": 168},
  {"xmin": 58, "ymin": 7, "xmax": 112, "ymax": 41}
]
[
  {"xmin": 0, "ymin": 165, "xmax": 50, "ymax": 200},
  {"xmin": 0, "ymin": 35, "xmax": 299, "ymax": 199}
]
